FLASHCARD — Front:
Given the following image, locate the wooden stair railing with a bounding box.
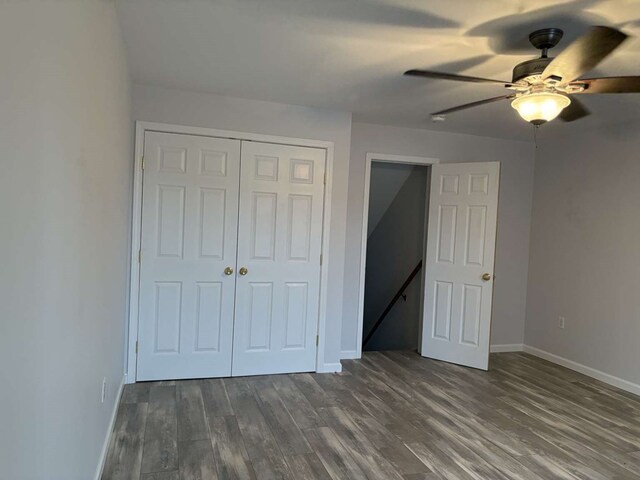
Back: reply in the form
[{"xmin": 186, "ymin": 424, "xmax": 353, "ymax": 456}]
[{"xmin": 363, "ymin": 260, "xmax": 423, "ymax": 348}]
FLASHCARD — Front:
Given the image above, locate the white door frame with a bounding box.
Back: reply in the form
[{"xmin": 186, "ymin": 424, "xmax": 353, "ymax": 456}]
[
  {"xmin": 126, "ymin": 121, "xmax": 336, "ymax": 383},
  {"xmin": 352, "ymin": 153, "xmax": 439, "ymax": 359}
]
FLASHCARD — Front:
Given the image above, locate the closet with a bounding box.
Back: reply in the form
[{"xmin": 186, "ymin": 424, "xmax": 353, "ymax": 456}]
[{"xmin": 136, "ymin": 131, "xmax": 326, "ymax": 380}]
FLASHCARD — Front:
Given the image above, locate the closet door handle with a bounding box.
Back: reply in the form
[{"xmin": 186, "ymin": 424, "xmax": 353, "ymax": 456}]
[
  {"xmin": 239, "ymin": 267, "xmax": 248, "ymax": 276},
  {"xmin": 224, "ymin": 267, "xmax": 234, "ymax": 276}
]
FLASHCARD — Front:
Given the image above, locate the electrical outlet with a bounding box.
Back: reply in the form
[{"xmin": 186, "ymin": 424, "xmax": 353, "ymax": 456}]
[
  {"xmin": 101, "ymin": 377, "xmax": 107, "ymax": 403},
  {"xmin": 558, "ymin": 316, "xmax": 566, "ymax": 329}
]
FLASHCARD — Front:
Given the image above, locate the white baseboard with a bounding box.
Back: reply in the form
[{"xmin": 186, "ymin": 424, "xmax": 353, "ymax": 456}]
[
  {"xmin": 490, "ymin": 344, "xmax": 524, "ymax": 353},
  {"xmin": 317, "ymin": 362, "xmax": 343, "ymax": 373},
  {"xmin": 94, "ymin": 375, "xmax": 125, "ymax": 480},
  {"xmin": 340, "ymin": 350, "xmax": 360, "ymax": 360},
  {"xmin": 523, "ymin": 345, "xmax": 640, "ymax": 397}
]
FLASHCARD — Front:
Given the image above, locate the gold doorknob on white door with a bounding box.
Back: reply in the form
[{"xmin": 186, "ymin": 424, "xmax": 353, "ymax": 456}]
[
  {"xmin": 482, "ymin": 273, "xmax": 492, "ymax": 281},
  {"xmin": 224, "ymin": 267, "xmax": 234, "ymax": 276},
  {"xmin": 239, "ymin": 267, "xmax": 248, "ymax": 276}
]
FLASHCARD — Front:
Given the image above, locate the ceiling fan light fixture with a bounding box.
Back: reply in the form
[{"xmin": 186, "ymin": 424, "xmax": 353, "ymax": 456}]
[{"xmin": 511, "ymin": 91, "xmax": 571, "ymax": 125}]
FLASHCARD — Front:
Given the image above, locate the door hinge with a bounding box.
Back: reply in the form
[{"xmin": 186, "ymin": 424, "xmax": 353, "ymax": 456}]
[
  {"xmin": 320, "ymin": 254, "xmax": 323, "ymax": 266},
  {"xmin": 141, "ymin": 156, "xmax": 145, "ymax": 170},
  {"xmin": 324, "ymin": 171, "xmax": 327, "ymax": 185},
  {"xmin": 135, "ymin": 341, "xmax": 139, "ymax": 354},
  {"xmin": 316, "ymin": 335, "xmax": 319, "ymax": 346},
  {"xmin": 138, "ymin": 249, "xmax": 142, "ymax": 263}
]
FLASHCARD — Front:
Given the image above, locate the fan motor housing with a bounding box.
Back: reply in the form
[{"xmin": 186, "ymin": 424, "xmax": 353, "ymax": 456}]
[
  {"xmin": 529, "ymin": 28, "xmax": 564, "ymax": 50},
  {"xmin": 512, "ymin": 57, "xmax": 553, "ymax": 83}
]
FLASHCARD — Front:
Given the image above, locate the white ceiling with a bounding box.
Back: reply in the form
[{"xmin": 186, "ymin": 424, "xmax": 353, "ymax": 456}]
[{"xmin": 116, "ymin": 0, "xmax": 640, "ymax": 140}]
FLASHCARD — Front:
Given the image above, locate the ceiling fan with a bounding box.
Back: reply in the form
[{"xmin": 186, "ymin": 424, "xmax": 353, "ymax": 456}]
[{"xmin": 405, "ymin": 26, "xmax": 640, "ymax": 125}]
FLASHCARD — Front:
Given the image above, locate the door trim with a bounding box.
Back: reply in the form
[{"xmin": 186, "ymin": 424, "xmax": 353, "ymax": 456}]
[
  {"xmin": 126, "ymin": 121, "xmax": 335, "ymax": 383},
  {"xmin": 350, "ymin": 153, "xmax": 439, "ymax": 360}
]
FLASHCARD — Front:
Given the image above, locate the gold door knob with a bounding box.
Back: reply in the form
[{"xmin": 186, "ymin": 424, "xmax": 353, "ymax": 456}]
[
  {"xmin": 482, "ymin": 273, "xmax": 492, "ymax": 281},
  {"xmin": 239, "ymin": 267, "xmax": 248, "ymax": 276},
  {"xmin": 224, "ymin": 267, "xmax": 234, "ymax": 276}
]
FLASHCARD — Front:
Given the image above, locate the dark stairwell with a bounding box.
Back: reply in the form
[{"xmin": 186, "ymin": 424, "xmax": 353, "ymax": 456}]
[{"xmin": 363, "ymin": 164, "xmax": 428, "ymax": 351}]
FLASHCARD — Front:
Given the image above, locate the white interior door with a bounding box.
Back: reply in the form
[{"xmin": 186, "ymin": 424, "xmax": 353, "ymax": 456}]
[
  {"xmin": 232, "ymin": 141, "xmax": 325, "ymax": 376},
  {"xmin": 421, "ymin": 162, "xmax": 500, "ymax": 370},
  {"xmin": 137, "ymin": 132, "xmax": 241, "ymax": 380}
]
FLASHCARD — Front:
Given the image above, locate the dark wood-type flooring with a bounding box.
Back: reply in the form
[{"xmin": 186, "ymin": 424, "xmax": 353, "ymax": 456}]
[{"xmin": 102, "ymin": 351, "xmax": 640, "ymax": 479}]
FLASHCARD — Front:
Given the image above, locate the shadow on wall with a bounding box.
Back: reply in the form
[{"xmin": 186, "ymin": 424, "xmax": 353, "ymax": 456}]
[{"xmin": 363, "ymin": 164, "xmax": 428, "ymax": 351}]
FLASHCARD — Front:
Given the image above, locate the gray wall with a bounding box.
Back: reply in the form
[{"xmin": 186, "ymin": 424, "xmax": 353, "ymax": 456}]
[
  {"xmin": 525, "ymin": 127, "xmax": 640, "ymax": 386},
  {"xmin": 132, "ymin": 84, "xmax": 352, "ymax": 368},
  {"xmin": 343, "ymin": 122, "xmax": 536, "ymax": 356},
  {"xmin": 0, "ymin": 1, "xmax": 133, "ymax": 479},
  {"xmin": 364, "ymin": 165, "xmax": 428, "ymax": 351},
  {"xmin": 367, "ymin": 163, "xmax": 414, "ymax": 236}
]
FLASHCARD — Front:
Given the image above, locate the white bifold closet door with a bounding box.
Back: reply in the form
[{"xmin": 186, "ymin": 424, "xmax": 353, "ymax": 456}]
[
  {"xmin": 232, "ymin": 141, "xmax": 325, "ymax": 376},
  {"xmin": 137, "ymin": 132, "xmax": 241, "ymax": 381},
  {"xmin": 136, "ymin": 132, "xmax": 325, "ymax": 381}
]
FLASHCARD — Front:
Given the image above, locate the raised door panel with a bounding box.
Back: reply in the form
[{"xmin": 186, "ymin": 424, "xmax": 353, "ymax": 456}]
[
  {"xmin": 156, "ymin": 186, "xmax": 186, "ymax": 258},
  {"xmin": 198, "ymin": 188, "xmax": 226, "ymax": 259},
  {"xmin": 432, "ymin": 281, "xmax": 453, "ymax": 341},
  {"xmin": 283, "ymin": 282, "xmax": 309, "ymax": 350},
  {"xmin": 232, "ymin": 141, "xmax": 325, "ymax": 376},
  {"xmin": 200, "ymin": 149, "xmax": 228, "ymax": 176},
  {"xmin": 436, "ymin": 205, "xmax": 457, "ymax": 264},
  {"xmin": 250, "ymin": 193, "xmax": 277, "ymax": 260},
  {"xmin": 137, "ymin": 132, "xmax": 241, "ymax": 381},
  {"xmin": 460, "ymin": 284, "xmax": 482, "ymax": 346},
  {"xmin": 153, "ymin": 282, "xmax": 182, "ymax": 353},
  {"xmin": 287, "ymin": 195, "xmax": 312, "ymax": 261},
  {"xmin": 464, "ymin": 206, "xmax": 487, "ymax": 266},
  {"xmin": 246, "ymin": 282, "xmax": 274, "ymax": 351},
  {"xmin": 194, "ymin": 282, "xmax": 223, "ymax": 352}
]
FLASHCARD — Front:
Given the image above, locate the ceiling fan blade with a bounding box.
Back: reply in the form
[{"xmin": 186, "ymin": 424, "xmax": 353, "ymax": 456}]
[
  {"xmin": 405, "ymin": 69, "xmax": 512, "ymax": 86},
  {"xmin": 542, "ymin": 26, "xmax": 628, "ymax": 83},
  {"xmin": 572, "ymin": 76, "xmax": 640, "ymax": 93},
  {"xmin": 432, "ymin": 95, "xmax": 514, "ymax": 116},
  {"xmin": 559, "ymin": 97, "xmax": 590, "ymax": 122}
]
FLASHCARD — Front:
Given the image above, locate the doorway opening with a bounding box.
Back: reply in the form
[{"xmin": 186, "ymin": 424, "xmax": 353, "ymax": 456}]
[
  {"xmin": 356, "ymin": 156, "xmax": 500, "ymax": 370},
  {"xmin": 362, "ymin": 161, "xmax": 430, "ymax": 352}
]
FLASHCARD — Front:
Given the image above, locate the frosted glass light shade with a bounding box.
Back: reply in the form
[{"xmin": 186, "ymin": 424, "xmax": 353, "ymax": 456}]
[{"xmin": 511, "ymin": 92, "xmax": 571, "ymax": 125}]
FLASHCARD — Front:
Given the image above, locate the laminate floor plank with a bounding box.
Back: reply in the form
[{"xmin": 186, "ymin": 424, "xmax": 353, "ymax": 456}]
[
  {"xmin": 208, "ymin": 415, "xmax": 256, "ymax": 480},
  {"xmin": 403, "ymin": 473, "xmax": 446, "ymax": 480},
  {"xmin": 102, "ymin": 352, "xmax": 640, "ymax": 480},
  {"xmin": 201, "ymin": 378, "xmax": 234, "ymax": 418},
  {"xmin": 515, "ymin": 455, "xmax": 582, "ymax": 480},
  {"xmin": 140, "ymin": 471, "xmax": 179, "ymax": 480},
  {"xmin": 224, "ymin": 378, "xmax": 294, "ymax": 480},
  {"xmin": 378, "ymin": 443, "xmax": 431, "ymax": 476},
  {"xmin": 290, "ymin": 373, "xmax": 338, "ymax": 409},
  {"xmin": 102, "ymin": 403, "xmax": 148, "ymax": 480},
  {"xmin": 285, "ymin": 452, "xmax": 333, "ymax": 480},
  {"xmin": 178, "ymin": 439, "xmax": 217, "ymax": 480},
  {"xmin": 140, "ymin": 385, "xmax": 178, "ymax": 474},
  {"xmin": 316, "ymin": 406, "xmax": 404, "ymax": 480},
  {"xmin": 176, "ymin": 382, "xmax": 209, "ymax": 442},
  {"xmin": 422, "ymin": 419, "xmax": 545, "ymax": 480},
  {"xmin": 255, "ymin": 383, "xmax": 312, "ymax": 456},
  {"xmin": 121, "ymin": 383, "xmax": 151, "ymax": 404},
  {"xmin": 303, "ymin": 427, "xmax": 368, "ymax": 480},
  {"xmin": 271, "ymin": 375, "xmax": 326, "ymax": 430},
  {"xmin": 405, "ymin": 441, "xmax": 478, "ymax": 480}
]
